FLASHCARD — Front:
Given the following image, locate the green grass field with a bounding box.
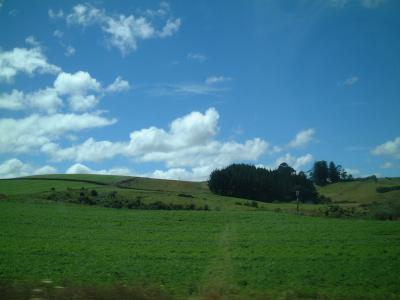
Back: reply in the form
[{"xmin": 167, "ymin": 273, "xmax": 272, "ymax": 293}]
[
  {"xmin": 0, "ymin": 174, "xmax": 400, "ymax": 299},
  {"xmin": 318, "ymin": 178, "xmax": 400, "ymax": 204},
  {"xmin": 0, "ymin": 200, "xmax": 399, "ymax": 299}
]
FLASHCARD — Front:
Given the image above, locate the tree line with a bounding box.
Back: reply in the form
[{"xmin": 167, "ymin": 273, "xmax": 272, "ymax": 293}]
[
  {"xmin": 311, "ymin": 160, "xmax": 354, "ymax": 186},
  {"xmin": 208, "ymin": 163, "xmax": 319, "ymax": 203}
]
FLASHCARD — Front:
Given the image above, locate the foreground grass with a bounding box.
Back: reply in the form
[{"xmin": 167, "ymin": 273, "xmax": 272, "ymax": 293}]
[{"xmin": 0, "ymin": 200, "xmax": 399, "ymax": 299}]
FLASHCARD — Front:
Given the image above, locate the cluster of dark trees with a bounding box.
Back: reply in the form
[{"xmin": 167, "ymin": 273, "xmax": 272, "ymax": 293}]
[
  {"xmin": 208, "ymin": 163, "xmax": 318, "ymax": 203},
  {"xmin": 311, "ymin": 161, "xmax": 353, "ymax": 186}
]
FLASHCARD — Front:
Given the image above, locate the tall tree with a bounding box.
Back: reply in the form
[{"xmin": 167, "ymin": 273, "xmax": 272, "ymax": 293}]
[
  {"xmin": 328, "ymin": 161, "xmax": 340, "ymax": 183},
  {"xmin": 312, "ymin": 160, "xmax": 328, "ymax": 186}
]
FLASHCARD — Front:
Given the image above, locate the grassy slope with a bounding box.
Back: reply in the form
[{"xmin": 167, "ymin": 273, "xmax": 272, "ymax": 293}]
[
  {"xmin": 0, "ymin": 200, "xmax": 399, "ymax": 299},
  {"xmin": 0, "ymin": 174, "xmax": 259, "ymax": 211},
  {"xmin": 318, "ymin": 178, "xmax": 400, "ymax": 204}
]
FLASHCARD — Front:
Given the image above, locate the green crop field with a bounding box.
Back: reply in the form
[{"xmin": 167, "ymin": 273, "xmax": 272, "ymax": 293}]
[{"xmin": 0, "ymin": 174, "xmax": 400, "ymax": 299}]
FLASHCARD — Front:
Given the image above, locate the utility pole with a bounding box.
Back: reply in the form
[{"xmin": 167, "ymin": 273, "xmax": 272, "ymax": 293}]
[{"xmin": 296, "ymin": 190, "xmax": 300, "ymax": 213}]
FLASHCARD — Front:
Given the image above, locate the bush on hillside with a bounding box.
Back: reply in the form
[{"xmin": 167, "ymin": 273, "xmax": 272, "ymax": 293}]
[{"xmin": 376, "ymin": 186, "xmax": 400, "ymax": 193}]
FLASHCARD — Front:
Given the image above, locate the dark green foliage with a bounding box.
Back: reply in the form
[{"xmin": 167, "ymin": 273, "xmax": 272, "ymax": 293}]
[
  {"xmin": 208, "ymin": 163, "xmax": 318, "ymax": 203},
  {"xmin": 322, "ymin": 204, "xmax": 357, "ymax": 218},
  {"xmin": 90, "ymin": 189, "xmax": 98, "ymax": 197},
  {"xmin": 177, "ymin": 193, "xmax": 194, "ymax": 198},
  {"xmin": 328, "ymin": 161, "xmax": 340, "ymax": 183},
  {"xmin": 45, "ymin": 190, "xmax": 208, "ymax": 211},
  {"xmin": 376, "ymin": 185, "xmax": 400, "ymax": 193},
  {"xmin": 312, "ymin": 160, "xmax": 329, "ymax": 186},
  {"xmin": 369, "ymin": 200, "xmax": 400, "ymax": 220}
]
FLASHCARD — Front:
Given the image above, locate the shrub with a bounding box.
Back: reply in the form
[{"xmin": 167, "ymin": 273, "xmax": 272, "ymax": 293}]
[
  {"xmin": 376, "ymin": 186, "xmax": 400, "ymax": 193},
  {"xmin": 369, "ymin": 200, "xmax": 400, "ymax": 220},
  {"xmin": 177, "ymin": 193, "xmax": 194, "ymax": 198},
  {"xmin": 322, "ymin": 205, "xmax": 356, "ymax": 218},
  {"xmin": 91, "ymin": 190, "xmax": 98, "ymax": 197}
]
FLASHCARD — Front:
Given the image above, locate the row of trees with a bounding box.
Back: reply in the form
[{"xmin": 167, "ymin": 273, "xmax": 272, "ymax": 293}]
[
  {"xmin": 311, "ymin": 161, "xmax": 353, "ymax": 186},
  {"xmin": 208, "ymin": 163, "xmax": 319, "ymax": 203}
]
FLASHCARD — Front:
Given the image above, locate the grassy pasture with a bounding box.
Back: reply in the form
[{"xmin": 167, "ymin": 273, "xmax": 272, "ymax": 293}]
[
  {"xmin": 0, "ymin": 179, "xmax": 103, "ymax": 195},
  {"xmin": 318, "ymin": 178, "xmax": 400, "ymax": 204},
  {"xmin": 1, "ymin": 174, "xmax": 400, "ymax": 299},
  {"xmin": 0, "ymin": 200, "xmax": 399, "ymax": 299}
]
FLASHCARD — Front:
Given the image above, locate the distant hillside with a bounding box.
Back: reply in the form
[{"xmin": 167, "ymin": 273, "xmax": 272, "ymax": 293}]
[
  {"xmin": 318, "ymin": 177, "xmax": 400, "ymax": 204},
  {"xmin": 0, "ymin": 174, "xmax": 258, "ymax": 211}
]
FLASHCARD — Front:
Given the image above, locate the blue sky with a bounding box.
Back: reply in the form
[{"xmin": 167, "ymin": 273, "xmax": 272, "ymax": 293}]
[{"xmin": 0, "ymin": 0, "xmax": 399, "ymax": 180}]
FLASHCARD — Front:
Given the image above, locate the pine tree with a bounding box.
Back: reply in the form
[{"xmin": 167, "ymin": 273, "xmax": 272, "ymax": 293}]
[
  {"xmin": 312, "ymin": 160, "xmax": 329, "ymax": 186},
  {"xmin": 328, "ymin": 161, "xmax": 340, "ymax": 183}
]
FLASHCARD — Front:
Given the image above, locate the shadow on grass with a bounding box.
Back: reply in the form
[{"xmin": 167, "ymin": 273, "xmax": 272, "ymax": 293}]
[{"xmin": 0, "ymin": 280, "xmax": 172, "ymax": 300}]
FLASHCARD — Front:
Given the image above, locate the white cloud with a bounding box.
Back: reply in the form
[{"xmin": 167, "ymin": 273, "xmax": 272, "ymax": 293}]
[
  {"xmin": 345, "ymin": 168, "xmax": 360, "ymax": 176},
  {"xmin": 65, "ymin": 45, "xmax": 76, "ymax": 57},
  {"xmin": 340, "ymin": 76, "xmax": 359, "ymax": 86},
  {"xmin": 25, "ymin": 36, "xmax": 40, "ymax": 47},
  {"xmin": 54, "ymin": 71, "xmax": 101, "ymax": 111},
  {"xmin": 106, "ymin": 76, "xmax": 131, "ymax": 93},
  {"xmin": 0, "ymin": 158, "xmax": 57, "ymax": 179},
  {"xmin": 205, "ymin": 75, "xmax": 232, "ymax": 85},
  {"xmin": 0, "ymin": 46, "xmax": 61, "ymax": 82},
  {"xmin": 28, "ymin": 88, "xmax": 63, "ymax": 114},
  {"xmin": 1, "ymin": 71, "xmax": 125, "ymax": 113},
  {"xmin": 288, "ymin": 128, "xmax": 315, "ymax": 148},
  {"xmin": 380, "ymin": 162, "xmax": 394, "ymax": 169},
  {"xmin": 371, "ymin": 137, "xmax": 400, "ymax": 159},
  {"xmin": 187, "ymin": 53, "xmax": 206, "ymax": 62},
  {"xmin": 275, "ymin": 153, "xmax": 314, "ymax": 171},
  {"xmin": 0, "ymin": 159, "xmax": 32, "ymax": 178},
  {"xmin": 48, "ymin": 8, "xmax": 64, "ymax": 19},
  {"xmin": 41, "ymin": 108, "xmax": 269, "ymax": 179},
  {"xmin": 59, "ymin": 3, "xmax": 180, "ymax": 55},
  {"xmin": 0, "ymin": 113, "xmax": 116, "ymax": 153},
  {"xmin": 66, "ymin": 163, "xmax": 132, "ymax": 176},
  {"xmin": 0, "ymin": 88, "xmax": 62, "ymax": 114},
  {"xmin": 158, "ymin": 18, "xmax": 181, "ymax": 38},
  {"xmin": 0, "ymin": 89, "xmax": 25, "ymax": 110},
  {"xmin": 53, "ymin": 30, "xmax": 64, "ymax": 38}
]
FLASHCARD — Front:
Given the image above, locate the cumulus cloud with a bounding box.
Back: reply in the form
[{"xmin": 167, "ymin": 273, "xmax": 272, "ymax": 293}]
[
  {"xmin": 0, "ymin": 70, "xmax": 127, "ymax": 113},
  {"xmin": 0, "ymin": 158, "xmax": 57, "ymax": 179},
  {"xmin": 66, "ymin": 163, "xmax": 132, "ymax": 176},
  {"xmin": 0, "ymin": 113, "xmax": 116, "ymax": 153},
  {"xmin": 106, "ymin": 76, "xmax": 131, "ymax": 93},
  {"xmin": 187, "ymin": 53, "xmax": 206, "ymax": 62},
  {"xmin": 0, "ymin": 46, "xmax": 61, "ymax": 82},
  {"xmin": 288, "ymin": 128, "xmax": 315, "ymax": 148},
  {"xmin": 275, "ymin": 153, "xmax": 314, "ymax": 171},
  {"xmin": 56, "ymin": 3, "xmax": 180, "ymax": 55},
  {"xmin": 54, "ymin": 71, "xmax": 101, "ymax": 111},
  {"xmin": 345, "ymin": 168, "xmax": 360, "ymax": 176},
  {"xmin": 41, "ymin": 108, "xmax": 269, "ymax": 179},
  {"xmin": 0, "ymin": 89, "xmax": 25, "ymax": 110},
  {"xmin": 0, "ymin": 88, "xmax": 63, "ymax": 114},
  {"xmin": 371, "ymin": 137, "xmax": 400, "ymax": 159},
  {"xmin": 205, "ymin": 75, "xmax": 232, "ymax": 85}
]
